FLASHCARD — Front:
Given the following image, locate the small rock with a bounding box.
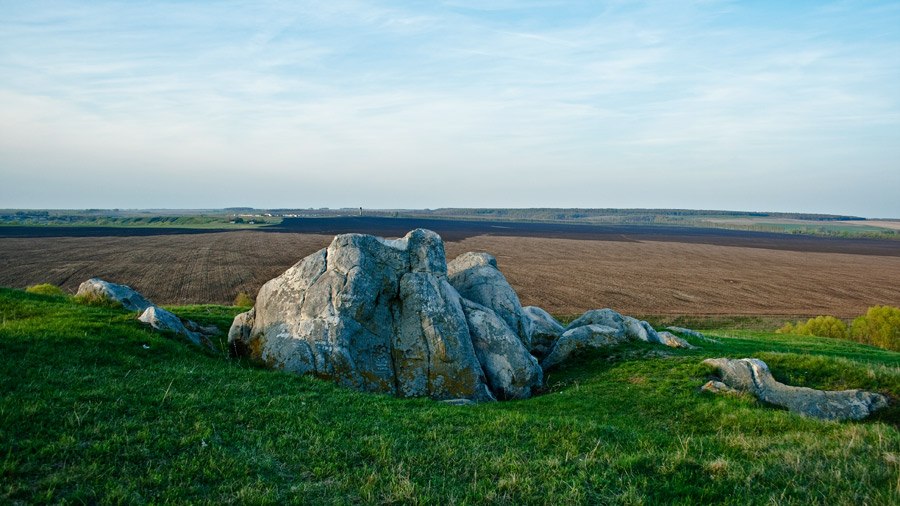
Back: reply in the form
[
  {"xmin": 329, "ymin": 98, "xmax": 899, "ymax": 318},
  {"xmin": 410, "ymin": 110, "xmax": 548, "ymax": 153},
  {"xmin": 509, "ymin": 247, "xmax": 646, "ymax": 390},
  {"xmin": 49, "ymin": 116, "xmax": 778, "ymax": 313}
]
[
  {"xmin": 76, "ymin": 278, "xmax": 153, "ymax": 312},
  {"xmin": 657, "ymin": 331, "xmax": 695, "ymax": 349},
  {"xmin": 139, "ymin": 306, "xmax": 213, "ymax": 350},
  {"xmin": 701, "ymin": 380, "xmax": 739, "ymax": 395}
]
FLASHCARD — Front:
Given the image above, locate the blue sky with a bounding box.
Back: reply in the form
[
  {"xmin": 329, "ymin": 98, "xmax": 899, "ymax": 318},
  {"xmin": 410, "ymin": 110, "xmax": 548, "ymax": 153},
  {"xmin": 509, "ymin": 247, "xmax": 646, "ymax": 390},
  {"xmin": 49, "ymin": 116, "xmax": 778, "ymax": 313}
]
[{"xmin": 1, "ymin": 1, "xmax": 899, "ymax": 217}]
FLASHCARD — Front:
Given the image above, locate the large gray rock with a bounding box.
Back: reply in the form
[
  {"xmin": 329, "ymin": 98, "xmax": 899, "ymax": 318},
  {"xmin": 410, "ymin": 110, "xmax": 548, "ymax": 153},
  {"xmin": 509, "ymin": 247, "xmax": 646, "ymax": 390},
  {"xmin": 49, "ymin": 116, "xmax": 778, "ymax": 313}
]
[
  {"xmin": 703, "ymin": 358, "xmax": 888, "ymax": 421},
  {"xmin": 138, "ymin": 306, "xmax": 213, "ymax": 349},
  {"xmin": 542, "ymin": 324, "xmax": 627, "ymax": 370},
  {"xmin": 523, "ymin": 306, "xmax": 564, "ymax": 359},
  {"xmin": 230, "ymin": 229, "xmax": 494, "ymax": 401},
  {"xmin": 461, "ymin": 299, "xmax": 542, "ymax": 400},
  {"xmin": 448, "ymin": 252, "xmax": 533, "ymax": 348},
  {"xmin": 76, "ymin": 278, "xmax": 153, "ymax": 312}
]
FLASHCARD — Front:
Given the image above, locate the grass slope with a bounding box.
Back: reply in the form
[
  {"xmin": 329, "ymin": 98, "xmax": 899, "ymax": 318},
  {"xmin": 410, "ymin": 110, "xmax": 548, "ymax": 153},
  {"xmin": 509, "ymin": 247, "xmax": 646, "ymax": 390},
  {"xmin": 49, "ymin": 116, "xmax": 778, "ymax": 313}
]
[{"xmin": 1, "ymin": 288, "xmax": 898, "ymax": 504}]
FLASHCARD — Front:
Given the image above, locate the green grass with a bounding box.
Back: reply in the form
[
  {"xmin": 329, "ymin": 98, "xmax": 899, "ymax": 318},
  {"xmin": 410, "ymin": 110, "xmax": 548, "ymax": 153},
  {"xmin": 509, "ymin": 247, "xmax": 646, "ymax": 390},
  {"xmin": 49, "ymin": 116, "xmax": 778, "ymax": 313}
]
[{"xmin": 1, "ymin": 288, "xmax": 898, "ymax": 504}]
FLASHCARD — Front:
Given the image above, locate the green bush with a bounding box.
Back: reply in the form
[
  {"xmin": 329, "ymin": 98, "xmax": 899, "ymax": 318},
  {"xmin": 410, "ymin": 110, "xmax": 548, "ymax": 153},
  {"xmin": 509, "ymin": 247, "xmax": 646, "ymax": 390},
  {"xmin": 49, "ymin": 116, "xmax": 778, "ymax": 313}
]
[
  {"xmin": 233, "ymin": 292, "xmax": 254, "ymax": 308},
  {"xmin": 776, "ymin": 315, "xmax": 848, "ymax": 339},
  {"xmin": 25, "ymin": 283, "xmax": 66, "ymax": 297},
  {"xmin": 851, "ymin": 305, "xmax": 900, "ymax": 351}
]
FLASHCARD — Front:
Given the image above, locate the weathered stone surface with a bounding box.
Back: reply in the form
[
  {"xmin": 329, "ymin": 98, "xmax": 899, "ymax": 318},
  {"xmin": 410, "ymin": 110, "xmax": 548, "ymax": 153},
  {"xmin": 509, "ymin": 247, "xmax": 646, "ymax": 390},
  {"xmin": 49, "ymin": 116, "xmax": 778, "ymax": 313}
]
[
  {"xmin": 138, "ymin": 306, "xmax": 213, "ymax": 349},
  {"xmin": 657, "ymin": 331, "xmax": 695, "ymax": 349},
  {"xmin": 622, "ymin": 316, "xmax": 658, "ymax": 342},
  {"xmin": 701, "ymin": 380, "xmax": 740, "ymax": 395},
  {"xmin": 565, "ymin": 308, "xmax": 624, "ymax": 332},
  {"xmin": 703, "ymin": 358, "xmax": 889, "ymax": 421},
  {"xmin": 76, "ymin": 278, "xmax": 153, "ymax": 312},
  {"xmin": 448, "ymin": 252, "xmax": 533, "ymax": 348},
  {"xmin": 542, "ymin": 324, "xmax": 626, "ymax": 370},
  {"xmin": 229, "ymin": 229, "xmax": 494, "ymax": 401},
  {"xmin": 523, "ymin": 306, "xmax": 564, "ymax": 359},
  {"xmin": 461, "ymin": 299, "xmax": 542, "ymax": 400},
  {"xmin": 558, "ymin": 308, "xmax": 692, "ymax": 358},
  {"xmin": 228, "ymin": 308, "xmax": 255, "ymax": 356}
]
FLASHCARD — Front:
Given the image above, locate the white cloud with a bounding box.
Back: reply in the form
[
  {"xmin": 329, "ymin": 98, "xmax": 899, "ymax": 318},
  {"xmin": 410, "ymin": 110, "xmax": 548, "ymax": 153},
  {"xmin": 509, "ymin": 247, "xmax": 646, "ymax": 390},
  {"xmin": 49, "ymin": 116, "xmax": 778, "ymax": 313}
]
[{"xmin": 0, "ymin": 0, "xmax": 898, "ymax": 215}]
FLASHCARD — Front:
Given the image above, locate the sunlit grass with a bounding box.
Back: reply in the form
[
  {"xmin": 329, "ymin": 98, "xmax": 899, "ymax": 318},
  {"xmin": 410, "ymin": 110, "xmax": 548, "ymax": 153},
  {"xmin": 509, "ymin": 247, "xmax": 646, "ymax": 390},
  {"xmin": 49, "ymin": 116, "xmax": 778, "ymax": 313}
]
[{"xmin": 1, "ymin": 287, "xmax": 897, "ymax": 504}]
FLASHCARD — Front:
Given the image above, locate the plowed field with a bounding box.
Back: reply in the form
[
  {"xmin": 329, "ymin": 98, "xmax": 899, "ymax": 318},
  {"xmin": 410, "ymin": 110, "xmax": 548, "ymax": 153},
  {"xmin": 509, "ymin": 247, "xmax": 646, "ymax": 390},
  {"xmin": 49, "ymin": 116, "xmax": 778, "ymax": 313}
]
[{"xmin": 1, "ymin": 220, "xmax": 898, "ymax": 317}]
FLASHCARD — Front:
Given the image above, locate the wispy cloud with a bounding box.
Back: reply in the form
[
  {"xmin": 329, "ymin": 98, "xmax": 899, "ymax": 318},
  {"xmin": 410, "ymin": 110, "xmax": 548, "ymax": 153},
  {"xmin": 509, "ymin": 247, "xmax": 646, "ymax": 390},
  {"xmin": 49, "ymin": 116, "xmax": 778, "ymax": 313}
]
[{"xmin": 1, "ymin": 0, "xmax": 898, "ymax": 215}]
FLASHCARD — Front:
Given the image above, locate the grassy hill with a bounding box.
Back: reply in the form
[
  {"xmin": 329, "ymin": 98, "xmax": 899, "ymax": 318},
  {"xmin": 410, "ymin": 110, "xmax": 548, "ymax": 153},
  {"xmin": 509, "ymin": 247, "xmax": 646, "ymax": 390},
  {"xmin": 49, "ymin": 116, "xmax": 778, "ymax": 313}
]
[{"xmin": 1, "ymin": 288, "xmax": 898, "ymax": 504}]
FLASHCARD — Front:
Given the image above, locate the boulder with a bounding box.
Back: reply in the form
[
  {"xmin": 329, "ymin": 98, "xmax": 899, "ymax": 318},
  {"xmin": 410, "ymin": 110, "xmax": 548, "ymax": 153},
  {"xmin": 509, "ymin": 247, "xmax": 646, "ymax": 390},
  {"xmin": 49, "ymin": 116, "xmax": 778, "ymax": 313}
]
[
  {"xmin": 76, "ymin": 278, "xmax": 153, "ymax": 312},
  {"xmin": 542, "ymin": 324, "xmax": 626, "ymax": 370},
  {"xmin": 665, "ymin": 326, "xmax": 705, "ymax": 339},
  {"xmin": 448, "ymin": 252, "xmax": 533, "ymax": 348},
  {"xmin": 702, "ymin": 358, "xmax": 888, "ymax": 421},
  {"xmin": 551, "ymin": 309, "xmax": 692, "ymax": 366},
  {"xmin": 78, "ymin": 277, "xmax": 216, "ymax": 350},
  {"xmin": 565, "ymin": 308, "xmax": 624, "ymax": 331},
  {"xmin": 228, "ymin": 308, "xmax": 255, "ymax": 356},
  {"xmin": 229, "ymin": 229, "xmax": 494, "ymax": 401},
  {"xmin": 657, "ymin": 331, "xmax": 695, "ymax": 349},
  {"xmin": 138, "ymin": 306, "xmax": 213, "ymax": 349},
  {"xmin": 461, "ymin": 299, "xmax": 543, "ymax": 400},
  {"xmin": 622, "ymin": 316, "xmax": 659, "ymax": 342},
  {"xmin": 523, "ymin": 306, "xmax": 564, "ymax": 359}
]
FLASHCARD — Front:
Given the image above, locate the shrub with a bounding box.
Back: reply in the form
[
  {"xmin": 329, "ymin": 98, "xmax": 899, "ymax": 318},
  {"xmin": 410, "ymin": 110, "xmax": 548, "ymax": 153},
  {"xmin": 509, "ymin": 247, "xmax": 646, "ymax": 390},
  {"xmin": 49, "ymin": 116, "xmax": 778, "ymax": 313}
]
[
  {"xmin": 851, "ymin": 306, "xmax": 900, "ymax": 351},
  {"xmin": 25, "ymin": 283, "xmax": 66, "ymax": 297},
  {"xmin": 776, "ymin": 315, "xmax": 848, "ymax": 339},
  {"xmin": 234, "ymin": 292, "xmax": 254, "ymax": 307}
]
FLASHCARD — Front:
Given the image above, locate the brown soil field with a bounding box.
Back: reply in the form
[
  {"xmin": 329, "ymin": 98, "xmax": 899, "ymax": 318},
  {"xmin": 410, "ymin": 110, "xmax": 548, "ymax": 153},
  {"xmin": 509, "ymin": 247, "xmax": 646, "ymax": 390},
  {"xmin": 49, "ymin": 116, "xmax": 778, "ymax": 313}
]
[{"xmin": 1, "ymin": 225, "xmax": 898, "ymax": 318}]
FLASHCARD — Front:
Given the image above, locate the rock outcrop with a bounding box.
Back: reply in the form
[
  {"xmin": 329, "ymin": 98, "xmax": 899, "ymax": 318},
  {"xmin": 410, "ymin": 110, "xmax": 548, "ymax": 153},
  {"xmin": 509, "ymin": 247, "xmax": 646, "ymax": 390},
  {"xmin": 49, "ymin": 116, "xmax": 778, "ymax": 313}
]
[
  {"xmin": 77, "ymin": 278, "xmax": 216, "ymax": 350},
  {"xmin": 702, "ymin": 358, "xmax": 888, "ymax": 421},
  {"xmin": 230, "ymin": 229, "xmax": 701, "ymax": 402},
  {"xmin": 541, "ymin": 308, "xmax": 694, "ymax": 370},
  {"xmin": 229, "ymin": 230, "xmax": 493, "ymax": 401}
]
